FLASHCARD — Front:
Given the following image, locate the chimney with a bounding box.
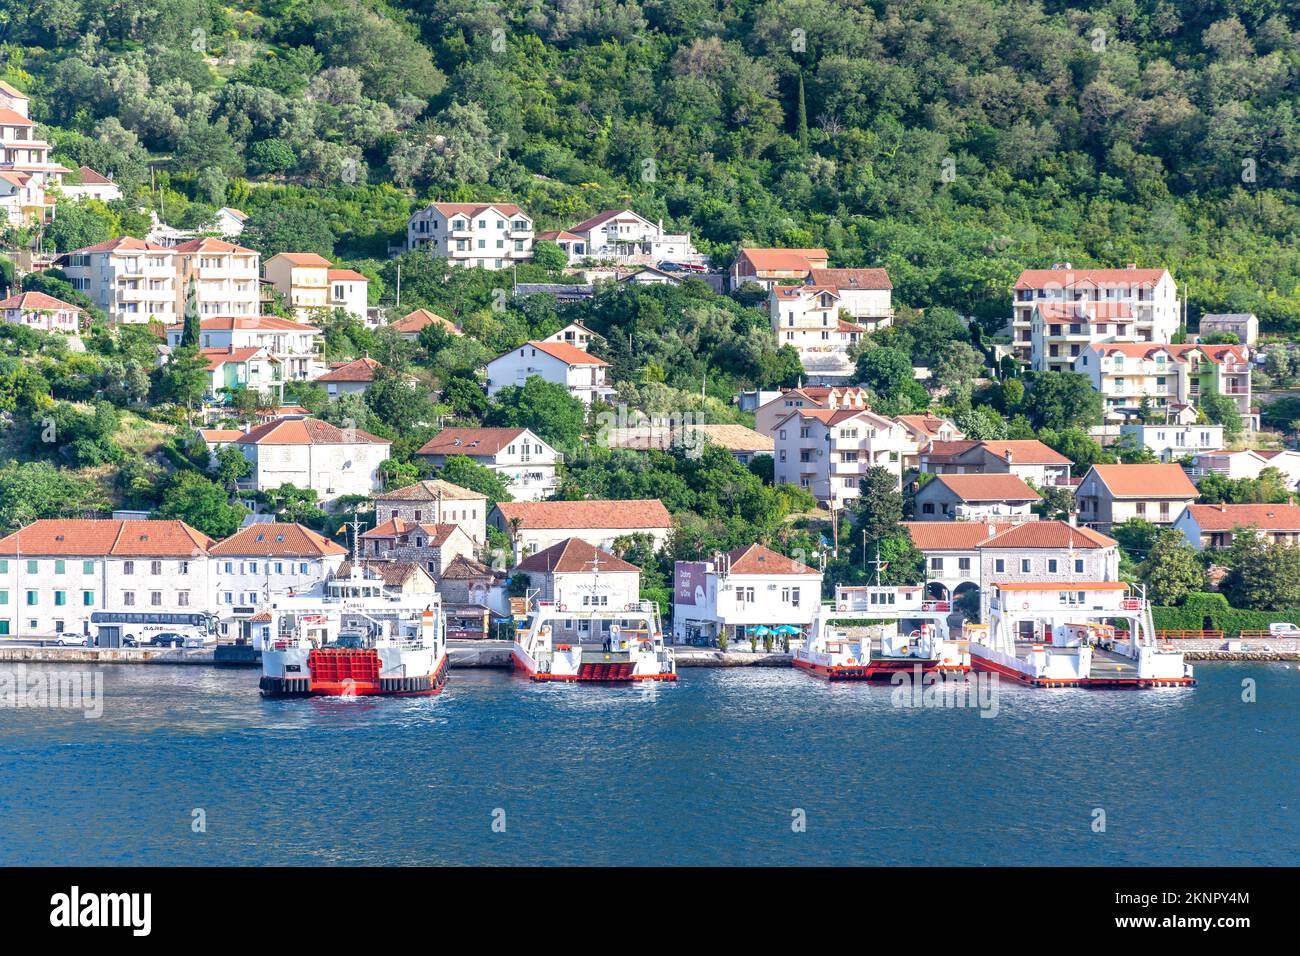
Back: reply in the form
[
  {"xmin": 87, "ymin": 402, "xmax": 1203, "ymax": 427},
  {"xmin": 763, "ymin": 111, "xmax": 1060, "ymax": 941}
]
[
  {"xmin": 1126, "ymin": 263, "xmax": 1137, "ymax": 269},
  {"xmin": 1005, "ymin": 449, "xmax": 1014, "ymax": 464},
  {"xmin": 1067, "ymin": 512, "xmax": 1077, "ymax": 527}
]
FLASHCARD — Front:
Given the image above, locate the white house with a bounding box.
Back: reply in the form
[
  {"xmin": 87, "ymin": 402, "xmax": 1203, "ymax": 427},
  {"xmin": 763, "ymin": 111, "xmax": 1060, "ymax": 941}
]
[
  {"xmin": 415, "ymin": 427, "xmax": 560, "ymax": 502},
  {"xmin": 328, "ymin": 269, "xmax": 368, "ymax": 321},
  {"xmin": 769, "ymin": 284, "xmax": 868, "ymax": 380},
  {"xmin": 1075, "ymin": 342, "xmax": 1253, "ymax": 425},
  {"xmin": 485, "ymin": 340, "xmax": 615, "ymax": 405},
  {"xmin": 491, "ymin": 499, "xmax": 672, "ymax": 561},
  {"xmin": 0, "ymin": 291, "xmax": 82, "ymax": 333},
  {"xmin": 208, "ymin": 522, "xmax": 347, "ymax": 641},
  {"xmin": 1190, "ymin": 449, "xmax": 1300, "ymax": 489},
  {"xmin": 772, "ymin": 407, "xmax": 908, "ymax": 508},
  {"xmin": 917, "ymin": 440, "xmax": 1072, "ymax": 488},
  {"xmin": 913, "ymin": 473, "xmax": 1043, "ymax": 522},
  {"xmin": 543, "ymin": 321, "xmax": 601, "ymax": 351},
  {"xmin": 372, "ymin": 479, "xmax": 487, "ymax": 545},
  {"xmin": 551, "ymin": 209, "xmax": 701, "ymax": 265},
  {"xmin": 200, "ymin": 345, "xmax": 281, "ymax": 401},
  {"xmin": 0, "ymin": 519, "xmax": 212, "ymax": 639},
  {"xmin": 314, "ymin": 356, "xmax": 383, "ymax": 397},
  {"xmin": 1075, "ymin": 463, "xmax": 1198, "ymax": 530},
  {"xmin": 1174, "ymin": 503, "xmax": 1300, "ymax": 551},
  {"xmin": 902, "ymin": 520, "xmax": 1119, "ymax": 613},
  {"xmin": 1012, "ymin": 264, "xmax": 1181, "ymax": 369},
  {"xmin": 406, "ymin": 202, "xmax": 534, "ymax": 269},
  {"xmin": 60, "ymin": 166, "xmax": 122, "ymax": 203},
  {"xmin": 0, "ymin": 82, "xmax": 65, "ymax": 225},
  {"xmin": 671, "ymin": 544, "xmax": 823, "ymax": 645},
  {"xmin": 211, "ymin": 207, "xmax": 249, "ymax": 238},
  {"xmin": 1118, "ymin": 422, "xmax": 1223, "ymax": 462},
  {"xmin": 729, "ymin": 248, "xmax": 828, "ymax": 291},
  {"xmin": 234, "ymin": 417, "xmax": 391, "ymax": 505},
  {"xmin": 515, "ymin": 537, "xmax": 642, "ymax": 609},
  {"xmin": 173, "ymin": 237, "xmax": 261, "ymax": 319}
]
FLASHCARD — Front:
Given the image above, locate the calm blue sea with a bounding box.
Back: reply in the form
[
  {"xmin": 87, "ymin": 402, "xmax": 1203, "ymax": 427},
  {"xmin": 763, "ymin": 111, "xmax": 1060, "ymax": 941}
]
[{"xmin": 0, "ymin": 662, "xmax": 1296, "ymax": 866}]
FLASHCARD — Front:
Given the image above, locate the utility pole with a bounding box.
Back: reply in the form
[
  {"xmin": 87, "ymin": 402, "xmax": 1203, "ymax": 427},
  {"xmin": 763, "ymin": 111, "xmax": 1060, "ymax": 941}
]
[{"xmin": 395, "ymin": 263, "xmax": 401, "ymax": 309}]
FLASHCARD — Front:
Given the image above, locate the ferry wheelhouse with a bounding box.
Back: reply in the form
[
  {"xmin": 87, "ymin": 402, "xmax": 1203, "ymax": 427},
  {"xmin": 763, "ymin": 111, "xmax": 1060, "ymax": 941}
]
[
  {"xmin": 512, "ymin": 599, "xmax": 676, "ymax": 682},
  {"xmin": 259, "ymin": 564, "xmax": 449, "ymax": 698},
  {"xmin": 969, "ymin": 582, "xmax": 1194, "ymax": 688},
  {"xmin": 792, "ymin": 585, "xmax": 970, "ymax": 680}
]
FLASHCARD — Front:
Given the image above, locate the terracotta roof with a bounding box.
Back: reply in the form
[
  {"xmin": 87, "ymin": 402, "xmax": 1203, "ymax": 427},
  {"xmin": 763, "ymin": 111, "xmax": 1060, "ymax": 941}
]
[
  {"xmin": 0, "ymin": 519, "xmax": 211, "ymax": 557},
  {"xmin": 516, "ymin": 537, "xmax": 640, "ymax": 574},
  {"xmin": 71, "ymin": 236, "xmax": 171, "ymax": 254},
  {"xmin": 976, "ymin": 440, "xmax": 1072, "ymax": 465},
  {"xmin": 416, "ymin": 427, "xmax": 532, "ymax": 458},
  {"xmin": 1181, "ymin": 504, "xmax": 1300, "ymax": 532},
  {"xmin": 895, "ymin": 415, "xmax": 957, "ymax": 440},
  {"xmin": 679, "ymin": 424, "xmax": 773, "ymax": 453},
  {"xmin": 1086, "ymin": 464, "xmax": 1197, "ymax": 499},
  {"xmin": 0, "ymin": 81, "xmax": 27, "ymax": 98},
  {"xmin": 327, "ymin": 269, "xmax": 368, "ymax": 282},
  {"xmin": 359, "ymin": 519, "xmax": 465, "ymax": 547},
  {"xmin": 390, "ymin": 308, "xmax": 460, "ymax": 335},
  {"xmin": 725, "ymin": 543, "xmax": 819, "ymax": 576},
  {"xmin": 375, "ymin": 479, "xmax": 486, "ymax": 503},
  {"xmin": 569, "ymin": 209, "xmax": 651, "ymax": 233},
  {"xmin": 510, "ymin": 340, "xmax": 608, "ymax": 366},
  {"xmin": 772, "ymin": 284, "xmax": 838, "ymax": 301},
  {"xmin": 199, "ymin": 428, "xmax": 245, "ymax": 442},
  {"xmin": 0, "ymin": 107, "xmax": 34, "ymax": 126},
  {"xmin": 736, "ymin": 248, "xmax": 828, "ymax": 272},
  {"xmin": 441, "ymin": 554, "xmax": 497, "ymax": 579},
  {"xmin": 1091, "ymin": 342, "xmax": 1250, "ymax": 365},
  {"xmin": 335, "ymin": 560, "xmax": 433, "ymax": 587},
  {"xmin": 495, "ymin": 499, "xmax": 671, "ymax": 531},
  {"xmin": 926, "ymin": 473, "xmax": 1042, "ymax": 502},
  {"xmin": 902, "ymin": 521, "xmax": 1014, "ymax": 550},
  {"xmin": 200, "ymin": 346, "xmax": 269, "ymax": 370},
  {"xmin": 1014, "ymin": 267, "xmax": 1170, "ymax": 290},
  {"xmin": 210, "ymin": 523, "xmax": 346, "ymax": 557},
  {"xmin": 315, "ymin": 356, "xmax": 381, "ymax": 383},
  {"xmin": 921, "ymin": 440, "xmax": 982, "ymax": 462},
  {"xmin": 76, "ymin": 166, "xmax": 114, "ymax": 185},
  {"xmin": 428, "ymin": 202, "xmax": 525, "ymax": 217},
  {"xmin": 271, "ymin": 252, "xmax": 330, "ymax": 266},
  {"xmin": 236, "ymin": 417, "xmax": 389, "ymax": 446},
  {"xmin": 536, "ymin": 230, "xmax": 583, "ymax": 241},
  {"xmin": 166, "ymin": 315, "xmax": 319, "ymax": 334},
  {"xmin": 806, "ymin": 268, "xmax": 892, "ymax": 290},
  {"xmin": 172, "ymin": 237, "xmax": 256, "ymax": 254},
  {"xmin": 978, "ymin": 522, "xmax": 1116, "ymax": 550},
  {"xmin": 0, "ymin": 291, "xmax": 81, "ymax": 312}
]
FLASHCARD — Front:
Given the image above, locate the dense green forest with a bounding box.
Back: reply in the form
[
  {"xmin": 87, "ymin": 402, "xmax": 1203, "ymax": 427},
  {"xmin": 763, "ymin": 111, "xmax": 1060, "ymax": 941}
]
[{"xmin": 3, "ymin": 0, "xmax": 1300, "ymax": 329}]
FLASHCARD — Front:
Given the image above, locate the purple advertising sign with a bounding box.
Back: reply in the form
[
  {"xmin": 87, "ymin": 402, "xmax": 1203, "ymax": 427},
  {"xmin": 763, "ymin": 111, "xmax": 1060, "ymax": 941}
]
[{"xmin": 674, "ymin": 561, "xmax": 708, "ymax": 606}]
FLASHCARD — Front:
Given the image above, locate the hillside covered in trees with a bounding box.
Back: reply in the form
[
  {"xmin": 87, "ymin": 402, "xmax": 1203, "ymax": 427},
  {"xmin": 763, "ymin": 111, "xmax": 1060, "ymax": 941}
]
[{"xmin": 3, "ymin": 0, "xmax": 1300, "ymax": 331}]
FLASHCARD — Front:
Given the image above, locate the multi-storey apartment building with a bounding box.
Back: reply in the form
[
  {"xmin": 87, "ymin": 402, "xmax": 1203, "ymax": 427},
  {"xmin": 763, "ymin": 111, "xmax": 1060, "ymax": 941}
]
[
  {"xmin": 0, "ymin": 82, "xmax": 65, "ymax": 225},
  {"xmin": 772, "ymin": 407, "xmax": 908, "ymax": 508},
  {"xmin": 1011, "ymin": 264, "xmax": 1180, "ymax": 368},
  {"xmin": 406, "ymin": 202, "xmax": 534, "ymax": 269},
  {"xmin": 166, "ymin": 315, "xmax": 323, "ymax": 381},
  {"xmin": 263, "ymin": 252, "xmax": 331, "ymax": 318},
  {"xmin": 60, "ymin": 237, "xmax": 178, "ymax": 324},
  {"xmin": 753, "ymin": 385, "xmax": 870, "ymax": 438},
  {"xmin": 173, "ymin": 237, "xmax": 261, "ymax": 319},
  {"xmin": 769, "ymin": 285, "xmax": 869, "ymax": 381},
  {"xmin": 0, "ymin": 519, "xmax": 212, "ymax": 639},
  {"xmin": 1075, "ymin": 342, "xmax": 1253, "ymax": 426}
]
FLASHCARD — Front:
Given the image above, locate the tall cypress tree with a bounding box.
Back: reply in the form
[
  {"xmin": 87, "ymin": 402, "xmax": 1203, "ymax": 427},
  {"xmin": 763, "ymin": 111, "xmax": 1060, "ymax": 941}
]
[
  {"xmin": 181, "ymin": 276, "xmax": 200, "ymax": 347},
  {"xmin": 796, "ymin": 72, "xmax": 809, "ymax": 151}
]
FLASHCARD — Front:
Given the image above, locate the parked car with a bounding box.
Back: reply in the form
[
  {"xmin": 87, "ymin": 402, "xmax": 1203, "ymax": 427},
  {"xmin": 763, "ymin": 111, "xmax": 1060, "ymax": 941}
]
[
  {"xmin": 50, "ymin": 632, "xmax": 88, "ymax": 646},
  {"xmin": 147, "ymin": 632, "xmax": 186, "ymax": 648},
  {"xmin": 121, "ymin": 634, "xmax": 139, "ymax": 648},
  {"xmin": 1268, "ymin": 622, "xmax": 1299, "ymax": 636},
  {"xmin": 656, "ymin": 261, "xmax": 685, "ymax": 272}
]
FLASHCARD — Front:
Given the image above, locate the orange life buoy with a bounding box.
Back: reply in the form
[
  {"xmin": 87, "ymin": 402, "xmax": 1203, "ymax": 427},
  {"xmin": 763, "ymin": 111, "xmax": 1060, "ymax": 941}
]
[
  {"xmin": 1022, "ymin": 601, "xmax": 1030, "ymax": 610},
  {"xmin": 838, "ymin": 604, "xmax": 847, "ymax": 612}
]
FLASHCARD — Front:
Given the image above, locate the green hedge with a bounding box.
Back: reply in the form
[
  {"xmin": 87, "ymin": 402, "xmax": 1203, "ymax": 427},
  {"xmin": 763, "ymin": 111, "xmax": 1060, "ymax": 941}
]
[{"xmin": 1152, "ymin": 592, "xmax": 1300, "ymax": 635}]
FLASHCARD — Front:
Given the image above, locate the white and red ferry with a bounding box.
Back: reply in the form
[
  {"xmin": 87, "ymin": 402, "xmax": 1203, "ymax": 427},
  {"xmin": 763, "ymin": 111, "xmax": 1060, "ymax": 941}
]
[
  {"xmin": 258, "ymin": 564, "xmax": 449, "ymax": 698},
  {"xmin": 792, "ymin": 585, "xmax": 970, "ymax": 680},
  {"xmin": 969, "ymin": 581, "xmax": 1194, "ymax": 688},
  {"xmin": 511, "ymin": 599, "xmax": 676, "ymax": 682}
]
